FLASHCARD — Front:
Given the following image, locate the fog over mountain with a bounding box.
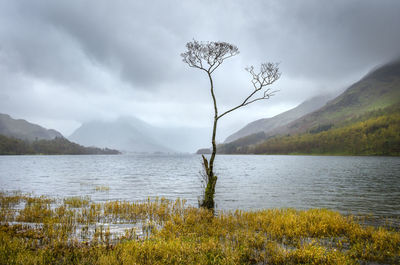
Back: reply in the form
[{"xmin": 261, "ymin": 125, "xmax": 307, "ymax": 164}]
[
  {"xmin": 69, "ymin": 117, "xmax": 165, "ymax": 153},
  {"xmin": 69, "ymin": 117, "xmax": 210, "ymax": 153},
  {"xmin": 1, "ymin": 0, "xmax": 400, "ymax": 152}
]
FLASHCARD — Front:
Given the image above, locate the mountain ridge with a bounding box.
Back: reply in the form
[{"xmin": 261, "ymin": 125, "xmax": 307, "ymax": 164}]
[
  {"xmin": 224, "ymin": 94, "xmax": 334, "ymax": 143},
  {"xmin": 0, "ymin": 114, "xmax": 121, "ymax": 155},
  {"xmin": 274, "ymin": 58, "xmax": 400, "ymax": 136},
  {"xmin": 0, "ymin": 113, "xmax": 64, "ymax": 141}
]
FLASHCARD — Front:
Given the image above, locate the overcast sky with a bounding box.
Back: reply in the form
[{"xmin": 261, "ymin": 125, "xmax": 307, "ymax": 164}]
[{"xmin": 1, "ymin": 0, "xmax": 400, "ymax": 150}]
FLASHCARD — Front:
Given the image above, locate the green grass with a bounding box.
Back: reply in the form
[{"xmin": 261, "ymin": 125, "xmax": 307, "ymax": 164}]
[{"xmin": 0, "ymin": 192, "xmax": 399, "ymax": 264}]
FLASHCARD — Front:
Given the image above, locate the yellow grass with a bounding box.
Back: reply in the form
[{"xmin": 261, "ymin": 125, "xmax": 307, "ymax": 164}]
[
  {"xmin": 95, "ymin": 186, "xmax": 110, "ymax": 192},
  {"xmin": 0, "ymin": 192, "xmax": 399, "ymax": 264}
]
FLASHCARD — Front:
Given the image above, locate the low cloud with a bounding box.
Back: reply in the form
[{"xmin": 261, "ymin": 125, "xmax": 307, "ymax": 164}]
[{"xmin": 0, "ymin": 0, "xmax": 399, "ymax": 150}]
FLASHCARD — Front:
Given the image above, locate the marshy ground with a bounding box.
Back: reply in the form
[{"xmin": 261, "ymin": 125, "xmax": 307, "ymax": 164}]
[{"xmin": 0, "ymin": 191, "xmax": 399, "ymax": 264}]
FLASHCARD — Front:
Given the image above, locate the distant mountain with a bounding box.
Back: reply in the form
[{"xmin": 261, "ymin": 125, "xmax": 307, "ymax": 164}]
[
  {"xmin": 155, "ymin": 126, "xmax": 210, "ymax": 153},
  {"xmin": 269, "ymin": 59, "xmax": 400, "ymax": 137},
  {"xmin": 224, "ymin": 94, "xmax": 333, "ymax": 143},
  {"xmin": 0, "ymin": 113, "xmax": 63, "ymax": 141},
  {"xmin": 219, "ymin": 59, "xmax": 400, "ymax": 155},
  {"xmin": 69, "ymin": 117, "xmax": 172, "ymax": 153},
  {"xmin": 0, "ymin": 114, "xmax": 120, "ymax": 155}
]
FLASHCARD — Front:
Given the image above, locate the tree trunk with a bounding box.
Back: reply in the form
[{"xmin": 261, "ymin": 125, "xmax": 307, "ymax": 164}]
[
  {"xmin": 200, "ymin": 154, "xmax": 218, "ymax": 210},
  {"xmin": 200, "ymin": 72, "xmax": 219, "ymax": 210}
]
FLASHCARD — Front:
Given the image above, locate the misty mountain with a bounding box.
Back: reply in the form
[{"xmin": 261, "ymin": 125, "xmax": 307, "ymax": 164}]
[
  {"xmin": 155, "ymin": 126, "xmax": 210, "ymax": 153},
  {"xmin": 219, "ymin": 58, "xmax": 400, "ymax": 154},
  {"xmin": 0, "ymin": 113, "xmax": 63, "ymax": 141},
  {"xmin": 69, "ymin": 116, "xmax": 210, "ymax": 153},
  {"xmin": 224, "ymin": 94, "xmax": 333, "ymax": 143},
  {"xmin": 69, "ymin": 117, "xmax": 173, "ymax": 153},
  {"xmin": 270, "ymin": 58, "xmax": 400, "ymax": 136}
]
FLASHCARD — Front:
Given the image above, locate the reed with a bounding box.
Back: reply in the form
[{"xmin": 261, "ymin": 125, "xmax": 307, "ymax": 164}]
[
  {"xmin": 0, "ymin": 192, "xmax": 398, "ymax": 264},
  {"xmin": 95, "ymin": 186, "xmax": 110, "ymax": 192}
]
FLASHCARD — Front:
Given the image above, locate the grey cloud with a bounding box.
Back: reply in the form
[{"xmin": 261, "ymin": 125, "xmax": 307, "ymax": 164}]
[
  {"xmin": 0, "ymin": 0, "xmax": 400, "ymax": 150},
  {"xmin": 2, "ymin": 0, "xmax": 400, "ymax": 89},
  {"xmin": 241, "ymin": 0, "xmax": 400, "ymax": 81},
  {"xmin": 0, "ymin": 13, "xmax": 113, "ymax": 96},
  {"xmin": 15, "ymin": 0, "xmax": 198, "ymax": 89}
]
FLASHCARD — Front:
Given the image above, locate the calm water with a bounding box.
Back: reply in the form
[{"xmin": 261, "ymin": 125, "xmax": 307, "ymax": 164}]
[{"xmin": 0, "ymin": 154, "xmax": 399, "ymax": 219}]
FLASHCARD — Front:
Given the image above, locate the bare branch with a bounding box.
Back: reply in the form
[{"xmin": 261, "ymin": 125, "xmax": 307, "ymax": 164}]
[
  {"xmin": 217, "ymin": 63, "xmax": 281, "ymax": 120},
  {"xmin": 181, "ymin": 40, "xmax": 239, "ymax": 74}
]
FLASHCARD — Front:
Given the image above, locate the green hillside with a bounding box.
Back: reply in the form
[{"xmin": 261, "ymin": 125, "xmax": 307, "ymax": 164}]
[
  {"xmin": 250, "ymin": 106, "xmax": 400, "ymax": 155},
  {"xmin": 219, "ymin": 59, "xmax": 400, "ymax": 155},
  {"xmin": 279, "ymin": 60, "xmax": 400, "ymax": 135},
  {"xmin": 0, "ymin": 135, "xmax": 120, "ymax": 155}
]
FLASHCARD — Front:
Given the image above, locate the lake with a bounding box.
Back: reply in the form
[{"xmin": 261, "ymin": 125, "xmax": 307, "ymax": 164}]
[{"xmin": 1, "ymin": 154, "xmax": 399, "ymax": 220}]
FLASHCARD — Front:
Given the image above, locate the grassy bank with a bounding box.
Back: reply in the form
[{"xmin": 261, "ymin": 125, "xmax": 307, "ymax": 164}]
[{"xmin": 1, "ymin": 192, "xmax": 399, "ymax": 264}]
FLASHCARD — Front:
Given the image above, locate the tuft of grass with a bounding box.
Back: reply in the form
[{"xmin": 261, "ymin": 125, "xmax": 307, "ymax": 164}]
[
  {"xmin": 64, "ymin": 196, "xmax": 90, "ymax": 208},
  {"xmin": 95, "ymin": 185, "xmax": 110, "ymax": 192},
  {"xmin": 0, "ymin": 192, "xmax": 399, "ymax": 264}
]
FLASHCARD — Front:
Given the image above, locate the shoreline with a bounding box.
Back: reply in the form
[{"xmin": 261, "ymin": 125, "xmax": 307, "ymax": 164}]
[{"xmin": 1, "ymin": 192, "xmax": 399, "ymax": 264}]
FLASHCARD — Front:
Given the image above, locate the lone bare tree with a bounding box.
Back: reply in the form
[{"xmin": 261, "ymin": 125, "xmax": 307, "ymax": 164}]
[{"xmin": 181, "ymin": 40, "xmax": 281, "ymax": 210}]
